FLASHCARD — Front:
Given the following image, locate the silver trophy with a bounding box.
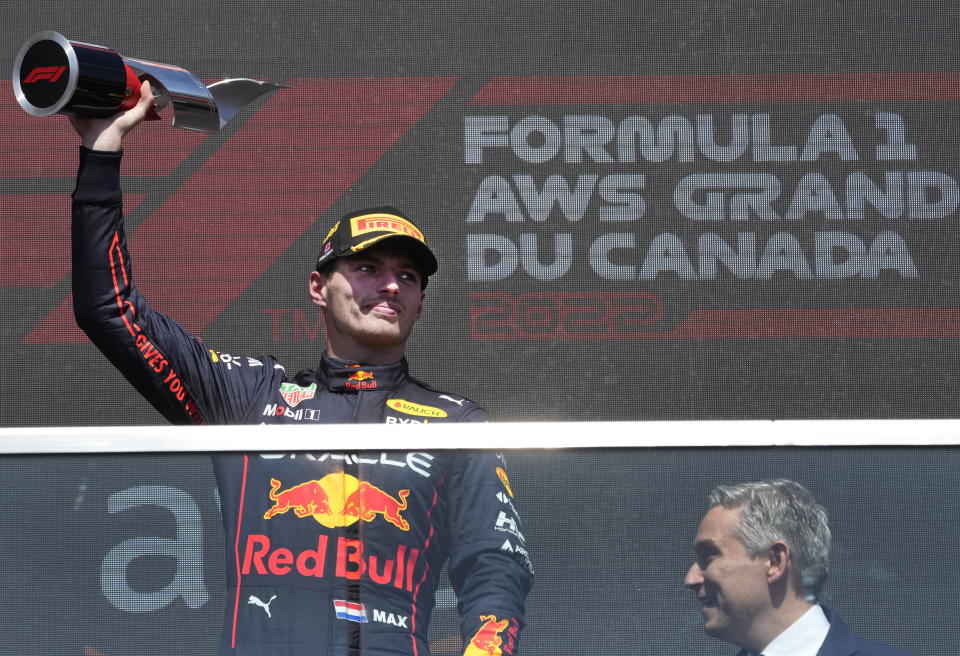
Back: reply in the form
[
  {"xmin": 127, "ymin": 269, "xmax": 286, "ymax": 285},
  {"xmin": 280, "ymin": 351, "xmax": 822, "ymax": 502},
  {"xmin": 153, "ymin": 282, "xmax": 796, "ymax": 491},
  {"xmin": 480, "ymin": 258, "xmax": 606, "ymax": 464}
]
[{"xmin": 12, "ymin": 31, "xmax": 283, "ymax": 133}]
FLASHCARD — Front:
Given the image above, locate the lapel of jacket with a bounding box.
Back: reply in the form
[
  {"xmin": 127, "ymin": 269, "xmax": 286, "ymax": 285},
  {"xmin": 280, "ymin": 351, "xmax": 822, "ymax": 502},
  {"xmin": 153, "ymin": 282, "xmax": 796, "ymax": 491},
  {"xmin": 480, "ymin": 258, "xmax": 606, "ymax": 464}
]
[{"xmin": 817, "ymin": 606, "xmax": 858, "ymax": 656}]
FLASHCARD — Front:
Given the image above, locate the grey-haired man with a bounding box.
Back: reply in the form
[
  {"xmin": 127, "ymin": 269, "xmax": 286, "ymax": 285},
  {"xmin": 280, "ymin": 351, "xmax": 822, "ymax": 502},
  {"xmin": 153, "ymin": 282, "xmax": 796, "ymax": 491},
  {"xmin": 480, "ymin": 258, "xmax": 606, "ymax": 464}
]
[{"xmin": 683, "ymin": 479, "xmax": 916, "ymax": 656}]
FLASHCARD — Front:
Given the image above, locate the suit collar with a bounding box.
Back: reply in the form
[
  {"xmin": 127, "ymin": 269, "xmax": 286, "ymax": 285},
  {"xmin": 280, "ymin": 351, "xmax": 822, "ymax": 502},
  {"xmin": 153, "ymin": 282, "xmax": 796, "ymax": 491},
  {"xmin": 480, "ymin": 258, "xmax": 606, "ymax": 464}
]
[
  {"xmin": 318, "ymin": 355, "xmax": 408, "ymax": 391},
  {"xmin": 816, "ymin": 607, "xmax": 858, "ymax": 656},
  {"xmin": 734, "ymin": 607, "xmax": 856, "ymax": 656}
]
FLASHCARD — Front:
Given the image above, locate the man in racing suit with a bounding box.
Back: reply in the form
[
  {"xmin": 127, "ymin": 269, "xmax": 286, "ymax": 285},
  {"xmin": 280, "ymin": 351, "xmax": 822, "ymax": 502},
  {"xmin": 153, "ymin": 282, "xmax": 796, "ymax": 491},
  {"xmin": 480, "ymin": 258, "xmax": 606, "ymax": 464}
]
[{"xmin": 69, "ymin": 83, "xmax": 533, "ymax": 656}]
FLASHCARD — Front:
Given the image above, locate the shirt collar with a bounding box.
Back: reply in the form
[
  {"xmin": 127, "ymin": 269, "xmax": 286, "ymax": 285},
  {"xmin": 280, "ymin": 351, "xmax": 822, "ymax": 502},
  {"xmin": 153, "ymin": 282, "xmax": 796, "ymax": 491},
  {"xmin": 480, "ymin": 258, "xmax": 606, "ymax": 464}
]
[
  {"xmin": 751, "ymin": 604, "xmax": 830, "ymax": 656},
  {"xmin": 319, "ymin": 355, "xmax": 408, "ymax": 392}
]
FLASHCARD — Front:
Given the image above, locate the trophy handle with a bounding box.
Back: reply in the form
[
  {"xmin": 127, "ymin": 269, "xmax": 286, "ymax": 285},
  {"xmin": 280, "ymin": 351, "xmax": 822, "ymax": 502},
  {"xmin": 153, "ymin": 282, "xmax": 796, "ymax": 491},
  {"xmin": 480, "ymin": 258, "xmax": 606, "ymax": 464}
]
[
  {"xmin": 122, "ymin": 57, "xmax": 219, "ymax": 132},
  {"xmin": 207, "ymin": 78, "xmax": 287, "ymax": 128}
]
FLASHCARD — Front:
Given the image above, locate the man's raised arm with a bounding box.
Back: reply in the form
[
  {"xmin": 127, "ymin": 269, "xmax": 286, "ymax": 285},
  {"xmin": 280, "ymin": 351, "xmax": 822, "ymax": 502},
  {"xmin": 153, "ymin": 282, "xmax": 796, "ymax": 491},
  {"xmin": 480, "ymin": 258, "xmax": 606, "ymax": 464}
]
[{"xmin": 69, "ymin": 82, "xmax": 273, "ymax": 424}]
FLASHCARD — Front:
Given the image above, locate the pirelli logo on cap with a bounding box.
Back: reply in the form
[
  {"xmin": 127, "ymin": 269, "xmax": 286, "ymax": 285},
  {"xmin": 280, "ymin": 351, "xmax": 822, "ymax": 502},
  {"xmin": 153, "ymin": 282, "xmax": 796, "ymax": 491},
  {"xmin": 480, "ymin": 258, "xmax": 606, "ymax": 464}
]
[
  {"xmin": 386, "ymin": 399, "xmax": 448, "ymax": 418},
  {"xmin": 350, "ymin": 214, "xmax": 425, "ymax": 243}
]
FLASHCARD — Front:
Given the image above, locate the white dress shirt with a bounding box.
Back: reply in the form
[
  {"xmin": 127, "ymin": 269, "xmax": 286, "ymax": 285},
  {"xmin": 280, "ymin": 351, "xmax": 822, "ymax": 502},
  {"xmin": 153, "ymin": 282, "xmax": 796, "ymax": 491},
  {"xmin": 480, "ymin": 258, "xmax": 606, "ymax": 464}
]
[{"xmin": 751, "ymin": 604, "xmax": 831, "ymax": 656}]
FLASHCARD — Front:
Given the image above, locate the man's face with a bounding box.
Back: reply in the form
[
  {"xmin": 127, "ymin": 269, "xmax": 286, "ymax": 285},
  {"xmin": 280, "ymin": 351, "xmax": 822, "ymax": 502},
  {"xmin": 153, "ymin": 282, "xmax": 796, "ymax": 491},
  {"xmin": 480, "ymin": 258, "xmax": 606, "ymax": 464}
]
[
  {"xmin": 310, "ymin": 241, "xmax": 425, "ymax": 359},
  {"xmin": 683, "ymin": 505, "xmax": 772, "ymax": 647}
]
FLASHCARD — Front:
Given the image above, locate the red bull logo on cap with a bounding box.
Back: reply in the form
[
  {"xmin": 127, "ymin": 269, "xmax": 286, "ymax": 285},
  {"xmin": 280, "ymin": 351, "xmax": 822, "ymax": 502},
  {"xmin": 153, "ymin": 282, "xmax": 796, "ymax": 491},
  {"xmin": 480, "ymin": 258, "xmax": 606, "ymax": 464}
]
[{"xmin": 263, "ymin": 474, "xmax": 410, "ymax": 530}]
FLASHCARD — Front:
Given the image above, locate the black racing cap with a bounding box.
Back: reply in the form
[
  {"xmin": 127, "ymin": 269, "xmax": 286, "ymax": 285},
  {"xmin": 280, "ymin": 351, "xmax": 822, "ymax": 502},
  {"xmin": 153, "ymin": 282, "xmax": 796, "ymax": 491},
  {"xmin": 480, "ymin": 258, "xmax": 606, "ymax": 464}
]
[{"xmin": 315, "ymin": 206, "xmax": 439, "ymax": 279}]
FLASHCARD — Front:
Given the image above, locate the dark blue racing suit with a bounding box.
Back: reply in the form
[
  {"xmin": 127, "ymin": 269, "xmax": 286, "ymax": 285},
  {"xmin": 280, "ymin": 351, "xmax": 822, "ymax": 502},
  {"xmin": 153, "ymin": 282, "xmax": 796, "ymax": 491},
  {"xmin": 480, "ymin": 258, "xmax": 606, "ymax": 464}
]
[{"xmin": 71, "ymin": 148, "xmax": 534, "ymax": 656}]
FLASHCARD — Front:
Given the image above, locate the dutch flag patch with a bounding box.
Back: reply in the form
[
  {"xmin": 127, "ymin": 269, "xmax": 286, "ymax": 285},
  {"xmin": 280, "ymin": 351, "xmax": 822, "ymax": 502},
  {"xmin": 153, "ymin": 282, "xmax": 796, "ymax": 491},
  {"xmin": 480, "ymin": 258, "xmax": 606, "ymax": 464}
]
[{"xmin": 333, "ymin": 599, "xmax": 368, "ymax": 623}]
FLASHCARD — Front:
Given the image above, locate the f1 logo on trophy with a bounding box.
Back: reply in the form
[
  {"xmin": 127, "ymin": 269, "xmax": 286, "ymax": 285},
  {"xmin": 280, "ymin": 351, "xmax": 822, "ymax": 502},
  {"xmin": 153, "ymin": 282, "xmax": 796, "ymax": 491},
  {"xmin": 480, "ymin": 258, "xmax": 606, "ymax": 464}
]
[{"xmin": 12, "ymin": 31, "xmax": 283, "ymax": 132}]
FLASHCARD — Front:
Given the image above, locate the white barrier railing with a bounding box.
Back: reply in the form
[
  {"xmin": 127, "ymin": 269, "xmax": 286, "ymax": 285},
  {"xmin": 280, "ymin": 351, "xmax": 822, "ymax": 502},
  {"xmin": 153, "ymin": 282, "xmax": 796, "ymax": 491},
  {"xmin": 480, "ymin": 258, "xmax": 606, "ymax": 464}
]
[{"xmin": 2, "ymin": 419, "xmax": 960, "ymax": 454}]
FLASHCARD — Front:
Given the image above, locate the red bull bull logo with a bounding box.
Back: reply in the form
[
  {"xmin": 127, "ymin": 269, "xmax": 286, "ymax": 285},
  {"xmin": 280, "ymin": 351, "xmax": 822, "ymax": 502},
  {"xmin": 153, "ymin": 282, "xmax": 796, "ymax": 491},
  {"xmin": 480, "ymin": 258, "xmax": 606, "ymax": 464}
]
[
  {"xmin": 264, "ymin": 478, "xmax": 334, "ymax": 519},
  {"xmin": 344, "ymin": 481, "xmax": 410, "ymax": 530},
  {"xmin": 348, "ymin": 370, "xmax": 374, "ymax": 381},
  {"xmin": 464, "ymin": 615, "xmax": 512, "ymax": 656},
  {"xmin": 263, "ymin": 474, "xmax": 409, "ymax": 530},
  {"xmin": 346, "ymin": 370, "xmax": 377, "ymax": 390}
]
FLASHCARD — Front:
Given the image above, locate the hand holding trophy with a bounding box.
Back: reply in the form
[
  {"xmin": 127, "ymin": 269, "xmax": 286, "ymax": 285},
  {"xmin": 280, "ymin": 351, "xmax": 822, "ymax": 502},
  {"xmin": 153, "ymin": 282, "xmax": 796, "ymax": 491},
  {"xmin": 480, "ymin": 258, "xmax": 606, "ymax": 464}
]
[{"xmin": 12, "ymin": 31, "xmax": 283, "ymax": 133}]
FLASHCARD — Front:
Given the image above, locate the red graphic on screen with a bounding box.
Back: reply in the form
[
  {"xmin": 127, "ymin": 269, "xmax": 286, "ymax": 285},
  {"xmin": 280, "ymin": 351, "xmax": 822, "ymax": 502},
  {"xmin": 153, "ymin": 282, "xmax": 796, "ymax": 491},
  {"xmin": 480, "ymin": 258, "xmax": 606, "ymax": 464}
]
[
  {"xmin": 3, "ymin": 77, "xmax": 457, "ymax": 344},
  {"xmin": 7, "ymin": 74, "xmax": 960, "ymax": 342}
]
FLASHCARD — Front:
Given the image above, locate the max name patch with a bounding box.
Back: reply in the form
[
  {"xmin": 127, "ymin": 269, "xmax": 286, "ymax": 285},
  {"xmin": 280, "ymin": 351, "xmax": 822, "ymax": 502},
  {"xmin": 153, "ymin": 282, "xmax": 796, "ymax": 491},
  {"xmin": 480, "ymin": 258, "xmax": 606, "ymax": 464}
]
[{"xmin": 386, "ymin": 399, "xmax": 448, "ymax": 418}]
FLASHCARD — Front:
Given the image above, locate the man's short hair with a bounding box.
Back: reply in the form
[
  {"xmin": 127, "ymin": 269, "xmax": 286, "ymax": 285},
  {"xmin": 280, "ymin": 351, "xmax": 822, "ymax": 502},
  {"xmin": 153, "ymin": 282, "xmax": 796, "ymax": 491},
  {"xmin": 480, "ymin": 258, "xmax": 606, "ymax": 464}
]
[{"xmin": 708, "ymin": 479, "xmax": 831, "ymax": 596}]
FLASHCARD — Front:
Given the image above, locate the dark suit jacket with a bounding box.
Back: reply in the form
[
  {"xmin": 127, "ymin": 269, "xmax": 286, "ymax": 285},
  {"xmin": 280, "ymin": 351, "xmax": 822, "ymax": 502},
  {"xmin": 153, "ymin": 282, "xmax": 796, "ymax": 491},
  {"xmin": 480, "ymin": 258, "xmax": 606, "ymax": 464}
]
[
  {"xmin": 736, "ymin": 606, "xmax": 917, "ymax": 656},
  {"xmin": 817, "ymin": 607, "xmax": 917, "ymax": 656}
]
